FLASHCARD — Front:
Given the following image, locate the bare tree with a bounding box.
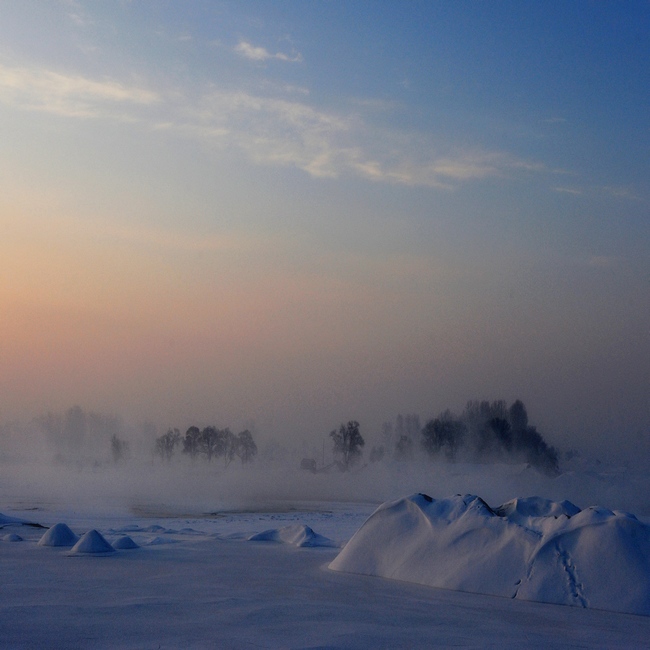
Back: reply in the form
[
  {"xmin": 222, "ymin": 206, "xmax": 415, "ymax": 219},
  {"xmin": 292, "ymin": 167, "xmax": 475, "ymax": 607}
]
[
  {"xmin": 236, "ymin": 429, "xmax": 257, "ymax": 464},
  {"xmin": 330, "ymin": 421, "xmax": 364, "ymax": 470},
  {"xmin": 155, "ymin": 428, "xmax": 181, "ymax": 461},
  {"xmin": 182, "ymin": 426, "xmax": 201, "ymax": 460},
  {"xmin": 199, "ymin": 426, "xmax": 221, "ymax": 462}
]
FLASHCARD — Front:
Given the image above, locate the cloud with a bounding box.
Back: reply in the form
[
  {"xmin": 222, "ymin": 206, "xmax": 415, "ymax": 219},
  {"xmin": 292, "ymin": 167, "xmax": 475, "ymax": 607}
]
[
  {"xmin": 599, "ymin": 185, "xmax": 642, "ymax": 201},
  {"xmin": 0, "ymin": 62, "xmax": 543, "ymax": 189},
  {"xmin": 61, "ymin": 0, "xmax": 94, "ymax": 28},
  {"xmin": 552, "ymin": 184, "xmax": 642, "ymax": 202},
  {"xmin": 553, "ymin": 186, "xmax": 583, "ymax": 195},
  {"xmin": 234, "ymin": 40, "xmax": 303, "ymax": 63},
  {"xmin": 0, "ymin": 63, "xmax": 159, "ymax": 119}
]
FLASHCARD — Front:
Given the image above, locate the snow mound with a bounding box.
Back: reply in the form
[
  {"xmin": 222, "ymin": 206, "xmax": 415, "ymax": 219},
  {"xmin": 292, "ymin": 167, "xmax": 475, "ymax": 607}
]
[
  {"xmin": 494, "ymin": 496, "xmax": 581, "ymax": 524},
  {"xmin": 0, "ymin": 512, "xmax": 31, "ymax": 526},
  {"xmin": 112, "ymin": 535, "xmax": 140, "ymax": 550},
  {"xmin": 38, "ymin": 523, "xmax": 79, "ymax": 547},
  {"xmin": 3, "ymin": 533, "xmax": 23, "ymax": 542},
  {"xmin": 248, "ymin": 524, "xmax": 338, "ymax": 548},
  {"xmin": 69, "ymin": 530, "xmax": 115, "ymax": 555},
  {"xmin": 329, "ymin": 493, "xmax": 650, "ymax": 616}
]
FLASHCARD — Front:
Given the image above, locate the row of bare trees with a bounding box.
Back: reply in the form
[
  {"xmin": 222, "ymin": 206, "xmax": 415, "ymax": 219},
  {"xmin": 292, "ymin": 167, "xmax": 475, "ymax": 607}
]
[{"xmin": 155, "ymin": 426, "xmax": 257, "ymax": 466}]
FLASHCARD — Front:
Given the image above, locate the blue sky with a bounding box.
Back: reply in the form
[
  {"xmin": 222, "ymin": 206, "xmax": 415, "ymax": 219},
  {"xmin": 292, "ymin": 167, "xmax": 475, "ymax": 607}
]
[{"xmin": 0, "ymin": 1, "xmax": 648, "ymax": 457}]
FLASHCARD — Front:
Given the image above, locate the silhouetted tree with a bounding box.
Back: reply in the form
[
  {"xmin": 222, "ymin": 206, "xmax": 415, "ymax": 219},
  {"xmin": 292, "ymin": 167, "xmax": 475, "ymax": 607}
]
[
  {"xmin": 394, "ymin": 434, "xmax": 414, "ymax": 461},
  {"xmin": 330, "ymin": 421, "xmax": 364, "ymax": 470},
  {"xmin": 155, "ymin": 428, "xmax": 181, "ymax": 461},
  {"xmin": 487, "ymin": 417, "xmax": 512, "ymax": 452},
  {"xmin": 182, "ymin": 426, "xmax": 201, "ymax": 460},
  {"xmin": 508, "ymin": 400, "xmax": 529, "ymax": 434},
  {"xmin": 199, "ymin": 426, "xmax": 221, "ymax": 462},
  {"xmin": 236, "ymin": 429, "xmax": 257, "ymax": 464},
  {"xmin": 418, "ymin": 399, "xmax": 559, "ymax": 474},
  {"xmin": 421, "ymin": 411, "xmax": 466, "ymax": 460},
  {"xmin": 220, "ymin": 428, "xmax": 238, "ymax": 467}
]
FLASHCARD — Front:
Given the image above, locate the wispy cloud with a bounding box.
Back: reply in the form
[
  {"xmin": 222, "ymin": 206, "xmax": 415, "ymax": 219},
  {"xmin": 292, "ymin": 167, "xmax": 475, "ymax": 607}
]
[
  {"xmin": 553, "ymin": 186, "xmax": 583, "ymax": 195},
  {"xmin": 599, "ymin": 185, "xmax": 642, "ymax": 201},
  {"xmin": 61, "ymin": 0, "xmax": 94, "ymax": 28},
  {"xmin": 0, "ymin": 61, "xmax": 543, "ymax": 189},
  {"xmin": 552, "ymin": 184, "xmax": 643, "ymax": 202},
  {"xmin": 234, "ymin": 40, "xmax": 303, "ymax": 63},
  {"xmin": 0, "ymin": 63, "xmax": 159, "ymax": 119}
]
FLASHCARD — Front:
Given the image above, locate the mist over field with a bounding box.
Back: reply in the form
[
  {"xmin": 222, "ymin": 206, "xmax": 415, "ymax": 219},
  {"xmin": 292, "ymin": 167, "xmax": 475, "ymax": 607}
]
[
  {"xmin": 1, "ymin": 399, "xmax": 648, "ymax": 517},
  {"xmin": 0, "ymin": 0, "xmax": 648, "ymax": 549}
]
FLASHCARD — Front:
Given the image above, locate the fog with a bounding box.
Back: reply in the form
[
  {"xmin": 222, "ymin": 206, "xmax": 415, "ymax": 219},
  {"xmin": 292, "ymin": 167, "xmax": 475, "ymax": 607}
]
[{"xmin": 1, "ymin": 402, "xmax": 649, "ymax": 518}]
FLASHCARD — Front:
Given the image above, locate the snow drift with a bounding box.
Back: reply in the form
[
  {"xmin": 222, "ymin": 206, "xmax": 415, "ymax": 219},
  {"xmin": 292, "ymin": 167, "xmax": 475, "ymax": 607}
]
[
  {"xmin": 0, "ymin": 512, "xmax": 32, "ymax": 527},
  {"xmin": 69, "ymin": 529, "xmax": 115, "ymax": 555},
  {"xmin": 38, "ymin": 523, "xmax": 79, "ymax": 547},
  {"xmin": 248, "ymin": 523, "xmax": 338, "ymax": 547},
  {"xmin": 112, "ymin": 535, "xmax": 140, "ymax": 549},
  {"xmin": 329, "ymin": 493, "xmax": 650, "ymax": 616}
]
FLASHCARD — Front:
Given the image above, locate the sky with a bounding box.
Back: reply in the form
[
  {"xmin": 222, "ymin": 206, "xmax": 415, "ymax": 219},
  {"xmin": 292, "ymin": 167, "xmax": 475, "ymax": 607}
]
[{"xmin": 0, "ymin": 1, "xmax": 648, "ymax": 457}]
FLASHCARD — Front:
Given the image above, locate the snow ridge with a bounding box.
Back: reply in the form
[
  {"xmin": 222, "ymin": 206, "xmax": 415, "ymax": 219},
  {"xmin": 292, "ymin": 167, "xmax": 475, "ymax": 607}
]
[{"xmin": 330, "ymin": 493, "xmax": 650, "ymax": 616}]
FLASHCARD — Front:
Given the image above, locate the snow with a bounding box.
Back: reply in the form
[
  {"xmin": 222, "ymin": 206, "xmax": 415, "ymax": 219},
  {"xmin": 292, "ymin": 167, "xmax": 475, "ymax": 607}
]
[
  {"xmin": 0, "ymin": 512, "xmax": 32, "ymax": 526},
  {"xmin": 3, "ymin": 532, "xmax": 23, "ymax": 542},
  {"xmin": 248, "ymin": 523, "xmax": 338, "ymax": 547},
  {"xmin": 330, "ymin": 493, "xmax": 650, "ymax": 616},
  {"xmin": 69, "ymin": 529, "xmax": 115, "ymax": 555},
  {"xmin": 111, "ymin": 535, "xmax": 139, "ymax": 549},
  {"xmin": 0, "ymin": 504, "xmax": 647, "ymax": 648},
  {"xmin": 37, "ymin": 522, "xmax": 79, "ymax": 547},
  {"xmin": 1, "ymin": 460, "xmax": 650, "ymax": 647}
]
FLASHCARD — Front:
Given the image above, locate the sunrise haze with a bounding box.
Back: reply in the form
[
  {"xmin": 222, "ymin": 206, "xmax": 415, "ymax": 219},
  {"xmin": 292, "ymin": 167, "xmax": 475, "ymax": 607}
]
[{"xmin": 1, "ymin": 1, "xmax": 648, "ymax": 461}]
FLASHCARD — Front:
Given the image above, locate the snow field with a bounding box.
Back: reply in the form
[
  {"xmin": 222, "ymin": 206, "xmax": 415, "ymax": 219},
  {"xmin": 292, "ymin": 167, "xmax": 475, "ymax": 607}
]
[{"xmin": 1, "ymin": 487, "xmax": 649, "ymax": 648}]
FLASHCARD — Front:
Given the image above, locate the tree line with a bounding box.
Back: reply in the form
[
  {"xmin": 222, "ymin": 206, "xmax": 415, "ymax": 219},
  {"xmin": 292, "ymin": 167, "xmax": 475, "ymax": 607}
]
[
  {"xmin": 329, "ymin": 400, "xmax": 559, "ymax": 475},
  {"xmin": 30, "ymin": 400, "xmax": 558, "ymax": 475},
  {"xmin": 154, "ymin": 426, "xmax": 257, "ymax": 466}
]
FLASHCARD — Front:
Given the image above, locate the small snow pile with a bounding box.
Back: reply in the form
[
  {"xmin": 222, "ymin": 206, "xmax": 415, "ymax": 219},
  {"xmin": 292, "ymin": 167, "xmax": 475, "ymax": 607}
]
[
  {"xmin": 38, "ymin": 523, "xmax": 79, "ymax": 547},
  {"xmin": 249, "ymin": 524, "xmax": 338, "ymax": 548},
  {"xmin": 329, "ymin": 493, "xmax": 650, "ymax": 616},
  {"xmin": 112, "ymin": 535, "xmax": 140, "ymax": 550},
  {"xmin": 3, "ymin": 533, "xmax": 23, "ymax": 542},
  {"xmin": 69, "ymin": 530, "xmax": 115, "ymax": 555}
]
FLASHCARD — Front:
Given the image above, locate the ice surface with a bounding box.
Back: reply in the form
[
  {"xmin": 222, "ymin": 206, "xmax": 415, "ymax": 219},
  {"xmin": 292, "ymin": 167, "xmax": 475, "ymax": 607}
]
[
  {"xmin": 38, "ymin": 522, "xmax": 79, "ymax": 547},
  {"xmin": 329, "ymin": 493, "xmax": 650, "ymax": 616},
  {"xmin": 248, "ymin": 523, "xmax": 338, "ymax": 547},
  {"xmin": 69, "ymin": 529, "xmax": 115, "ymax": 555}
]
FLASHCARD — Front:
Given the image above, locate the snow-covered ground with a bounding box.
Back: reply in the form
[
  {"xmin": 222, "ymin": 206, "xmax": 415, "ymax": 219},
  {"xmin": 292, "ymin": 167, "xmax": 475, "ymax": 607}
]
[{"xmin": 1, "ymin": 460, "xmax": 650, "ymax": 648}]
